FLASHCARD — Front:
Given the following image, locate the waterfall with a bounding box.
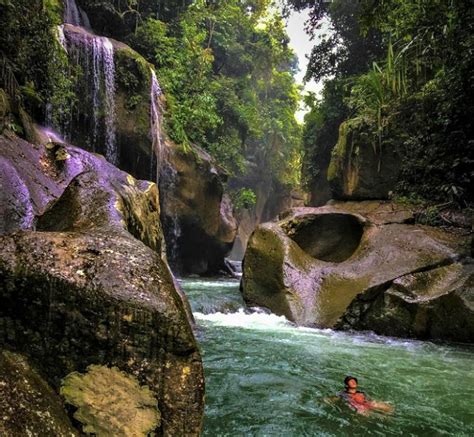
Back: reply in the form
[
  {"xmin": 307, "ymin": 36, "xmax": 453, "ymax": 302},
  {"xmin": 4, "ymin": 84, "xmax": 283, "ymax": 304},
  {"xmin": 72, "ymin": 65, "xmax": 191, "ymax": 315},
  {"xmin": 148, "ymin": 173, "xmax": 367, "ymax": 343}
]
[
  {"xmin": 61, "ymin": 29, "xmax": 118, "ymax": 164},
  {"xmin": 64, "ymin": 0, "xmax": 91, "ymax": 28},
  {"xmin": 102, "ymin": 38, "xmax": 117, "ymax": 163},
  {"xmin": 161, "ymin": 164, "xmax": 183, "ymax": 269},
  {"xmin": 64, "ymin": 0, "xmax": 83, "ymax": 26},
  {"xmin": 150, "ymin": 69, "xmax": 163, "ymax": 181},
  {"xmin": 169, "ymin": 210, "xmax": 182, "ymax": 266}
]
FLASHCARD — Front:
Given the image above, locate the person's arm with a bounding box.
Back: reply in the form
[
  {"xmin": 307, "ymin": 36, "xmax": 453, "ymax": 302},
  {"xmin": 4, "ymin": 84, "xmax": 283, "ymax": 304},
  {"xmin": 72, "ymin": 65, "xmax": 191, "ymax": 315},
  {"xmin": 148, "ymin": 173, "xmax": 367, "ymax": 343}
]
[{"xmin": 368, "ymin": 400, "xmax": 394, "ymax": 413}]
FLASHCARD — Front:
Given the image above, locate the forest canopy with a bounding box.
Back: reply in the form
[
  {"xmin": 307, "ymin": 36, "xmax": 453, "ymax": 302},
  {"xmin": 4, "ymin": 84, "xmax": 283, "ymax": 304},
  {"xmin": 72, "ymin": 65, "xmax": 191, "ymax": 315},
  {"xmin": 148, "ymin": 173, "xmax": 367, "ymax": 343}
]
[{"xmin": 292, "ymin": 0, "xmax": 474, "ymax": 206}]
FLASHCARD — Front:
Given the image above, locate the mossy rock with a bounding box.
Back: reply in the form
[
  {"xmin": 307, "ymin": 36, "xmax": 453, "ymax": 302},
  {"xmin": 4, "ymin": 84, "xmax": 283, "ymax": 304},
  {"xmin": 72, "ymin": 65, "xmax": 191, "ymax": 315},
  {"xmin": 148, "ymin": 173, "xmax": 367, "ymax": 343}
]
[
  {"xmin": 0, "ymin": 89, "xmax": 11, "ymax": 122},
  {"xmin": 0, "ymin": 133, "xmax": 205, "ymax": 435},
  {"xmin": 62, "ymin": 25, "xmax": 158, "ymax": 181},
  {"xmin": 338, "ymin": 263, "xmax": 474, "ymax": 342},
  {"xmin": 44, "ymin": 0, "xmax": 63, "ymax": 24},
  {"xmin": 160, "ymin": 141, "xmax": 237, "ymax": 275},
  {"xmin": 328, "ymin": 119, "xmax": 400, "ymax": 200},
  {"xmin": 61, "ymin": 365, "xmax": 160, "ymax": 436}
]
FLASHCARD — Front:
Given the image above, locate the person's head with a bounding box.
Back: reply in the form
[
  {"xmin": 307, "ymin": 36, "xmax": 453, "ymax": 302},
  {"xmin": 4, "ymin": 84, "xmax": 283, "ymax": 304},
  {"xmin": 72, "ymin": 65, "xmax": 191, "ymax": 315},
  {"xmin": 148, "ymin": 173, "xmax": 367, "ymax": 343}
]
[{"xmin": 344, "ymin": 376, "xmax": 358, "ymax": 389}]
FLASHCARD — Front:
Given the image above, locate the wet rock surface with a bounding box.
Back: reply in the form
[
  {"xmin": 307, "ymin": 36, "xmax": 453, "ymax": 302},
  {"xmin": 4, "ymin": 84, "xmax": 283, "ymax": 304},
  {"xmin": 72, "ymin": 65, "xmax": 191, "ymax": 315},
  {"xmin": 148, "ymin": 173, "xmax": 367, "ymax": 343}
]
[
  {"xmin": 0, "ymin": 350, "xmax": 77, "ymax": 437},
  {"xmin": 337, "ymin": 262, "xmax": 474, "ymax": 342},
  {"xmin": 0, "ymin": 133, "xmax": 204, "ymax": 435},
  {"xmin": 242, "ymin": 201, "xmax": 473, "ymax": 342},
  {"xmin": 160, "ymin": 141, "xmax": 237, "ymax": 275}
]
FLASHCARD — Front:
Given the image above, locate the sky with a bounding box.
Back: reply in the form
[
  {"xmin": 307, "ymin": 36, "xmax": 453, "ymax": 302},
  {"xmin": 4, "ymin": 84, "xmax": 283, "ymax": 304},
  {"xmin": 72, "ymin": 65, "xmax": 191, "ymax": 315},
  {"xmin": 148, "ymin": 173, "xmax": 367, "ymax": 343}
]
[{"xmin": 284, "ymin": 8, "xmax": 328, "ymax": 122}]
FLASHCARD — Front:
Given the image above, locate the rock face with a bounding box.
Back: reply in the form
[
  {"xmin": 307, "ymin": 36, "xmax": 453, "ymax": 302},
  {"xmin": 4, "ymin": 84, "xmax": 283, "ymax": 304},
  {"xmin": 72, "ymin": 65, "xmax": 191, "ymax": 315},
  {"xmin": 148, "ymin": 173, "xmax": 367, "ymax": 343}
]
[
  {"xmin": 242, "ymin": 201, "xmax": 473, "ymax": 342},
  {"xmin": 0, "ymin": 132, "xmax": 204, "ymax": 435},
  {"xmin": 160, "ymin": 140, "xmax": 237, "ymax": 275},
  {"xmin": 337, "ymin": 263, "xmax": 474, "ymax": 342},
  {"xmin": 0, "ymin": 350, "xmax": 77, "ymax": 437},
  {"xmin": 327, "ymin": 119, "xmax": 400, "ymax": 200}
]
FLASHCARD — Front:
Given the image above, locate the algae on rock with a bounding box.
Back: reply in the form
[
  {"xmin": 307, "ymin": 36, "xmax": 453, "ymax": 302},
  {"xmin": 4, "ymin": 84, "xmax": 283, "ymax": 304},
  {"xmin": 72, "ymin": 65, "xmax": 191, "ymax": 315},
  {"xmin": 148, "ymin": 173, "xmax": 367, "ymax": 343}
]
[{"xmin": 61, "ymin": 365, "xmax": 160, "ymax": 437}]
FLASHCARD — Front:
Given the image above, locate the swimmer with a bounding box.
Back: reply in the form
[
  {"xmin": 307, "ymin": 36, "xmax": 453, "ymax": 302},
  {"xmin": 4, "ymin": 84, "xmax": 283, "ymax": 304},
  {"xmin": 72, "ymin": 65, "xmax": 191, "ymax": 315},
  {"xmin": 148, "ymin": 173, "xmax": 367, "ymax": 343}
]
[{"xmin": 337, "ymin": 376, "xmax": 394, "ymax": 415}]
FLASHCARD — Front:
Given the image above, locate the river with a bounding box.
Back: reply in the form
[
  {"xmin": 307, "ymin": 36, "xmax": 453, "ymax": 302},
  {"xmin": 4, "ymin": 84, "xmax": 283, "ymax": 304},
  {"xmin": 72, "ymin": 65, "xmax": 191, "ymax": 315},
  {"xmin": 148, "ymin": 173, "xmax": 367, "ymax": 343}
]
[{"xmin": 180, "ymin": 278, "xmax": 474, "ymax": 436}]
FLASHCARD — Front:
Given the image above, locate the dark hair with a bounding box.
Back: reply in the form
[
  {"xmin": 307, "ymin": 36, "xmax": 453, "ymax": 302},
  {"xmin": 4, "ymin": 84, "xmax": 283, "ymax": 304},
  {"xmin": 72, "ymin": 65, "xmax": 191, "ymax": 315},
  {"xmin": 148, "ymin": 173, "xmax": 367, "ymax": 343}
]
[{"xmin": 344, "ymin": 376, "xmax": 358, "ymax": 386}]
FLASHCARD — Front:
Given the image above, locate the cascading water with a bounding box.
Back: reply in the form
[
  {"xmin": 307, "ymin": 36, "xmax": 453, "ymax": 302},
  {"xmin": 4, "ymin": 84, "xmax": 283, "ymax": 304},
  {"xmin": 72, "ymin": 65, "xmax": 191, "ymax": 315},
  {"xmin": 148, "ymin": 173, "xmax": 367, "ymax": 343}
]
[
  {"xmin": 160, "ymin": 163, "xmax": 183, "ymax": 268},
  {"xmin": 58, "ymin": 29, "xmax": 118, "ymax": 164},
  {"xmin": 64, "ymin": 0, "xmax": 91, "ymax": 28},
  {"xmin": 150, "ymin": 69, "xmax": 163, "ymax": 181},
  {"xmin": 101, "ymin": 38, "xmax": 117, "ymax": 163},
  {"xmin": 43, "ymin": 1, "xmax": 119, "ymax": 163},
  {"xmin": 64, "ymin": 0, "xmax": 83, "ymax": 26}
]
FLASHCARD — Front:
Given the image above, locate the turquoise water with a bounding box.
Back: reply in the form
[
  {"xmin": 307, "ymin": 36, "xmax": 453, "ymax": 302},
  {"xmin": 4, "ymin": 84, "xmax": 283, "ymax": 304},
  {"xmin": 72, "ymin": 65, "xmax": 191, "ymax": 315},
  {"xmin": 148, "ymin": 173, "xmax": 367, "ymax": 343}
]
[{"xmin": 181, "ymin": 278, "xmax": 474, "ymax": 436}]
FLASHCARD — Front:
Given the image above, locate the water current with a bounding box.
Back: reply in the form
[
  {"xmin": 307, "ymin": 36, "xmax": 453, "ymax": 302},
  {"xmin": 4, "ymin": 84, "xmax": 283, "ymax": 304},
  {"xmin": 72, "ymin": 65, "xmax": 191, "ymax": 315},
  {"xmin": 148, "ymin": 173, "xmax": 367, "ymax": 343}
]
[{"xmin": 181, "ymin": 278, "xmax": 474, "ymax": 436}]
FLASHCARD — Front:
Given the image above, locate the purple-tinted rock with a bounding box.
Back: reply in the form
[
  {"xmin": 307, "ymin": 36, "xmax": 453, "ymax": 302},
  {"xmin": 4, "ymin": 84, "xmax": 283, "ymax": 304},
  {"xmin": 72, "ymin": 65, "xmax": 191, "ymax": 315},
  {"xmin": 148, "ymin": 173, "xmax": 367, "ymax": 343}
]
[
  {"xmin": 0, "ymin": 132, "xmax": 204, "ymax": 435},
  {"xmin": 242, "ymin": 203, "xmax": 473, "ymax": 342}
]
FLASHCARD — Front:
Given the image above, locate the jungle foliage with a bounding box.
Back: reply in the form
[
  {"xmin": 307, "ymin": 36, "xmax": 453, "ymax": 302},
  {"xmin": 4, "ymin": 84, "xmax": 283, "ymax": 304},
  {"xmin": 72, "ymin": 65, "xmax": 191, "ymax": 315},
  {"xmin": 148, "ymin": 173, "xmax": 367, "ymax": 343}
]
[
  {"xmin": 293, "ymin": 0, "xmax": 474, "ymax": 205},
  {"xmin": 0, "ymin": 0, "xmax": 302, "ymax": 194},
  {"xmin": 127, "ymin": 0, "xmax": 302, "ymax": 187},
  {"xmin": 0, "ymin": 0, "xmax": 74, "ymax": 123}
]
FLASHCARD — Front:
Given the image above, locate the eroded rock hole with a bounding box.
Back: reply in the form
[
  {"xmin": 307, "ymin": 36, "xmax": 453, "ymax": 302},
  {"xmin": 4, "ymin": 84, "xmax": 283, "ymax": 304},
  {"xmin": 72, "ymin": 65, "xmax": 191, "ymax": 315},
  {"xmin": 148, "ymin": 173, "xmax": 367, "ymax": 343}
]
[{"xmin": 284, "ymin": 213, "xmax": 364, "ymax": 262}]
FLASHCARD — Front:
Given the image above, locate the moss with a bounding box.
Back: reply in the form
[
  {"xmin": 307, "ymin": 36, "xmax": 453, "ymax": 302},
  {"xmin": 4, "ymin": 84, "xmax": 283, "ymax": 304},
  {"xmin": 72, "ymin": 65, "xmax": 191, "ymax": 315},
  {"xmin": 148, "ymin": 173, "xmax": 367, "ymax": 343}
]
[
  {"xmin": 114, "ymin": 45, "xmax": 152, "ymax": 128},
  {"xmin": 115, "ymin": 180, "xmax": 164, "ymax": 254},
  {"xmin": 61, "ymin": 365, "xmax": 161, "ymax": 437},
  {"xmin": 115, "ymin": 46, "xmax": 152, "ymax": 94},
  {"xmin": 44, "ymin": 0, "xmax": 63, "ymax": 25},
  {"xmin": 327, "ymin": 120, "xmax": 349, "ymax": 183}
]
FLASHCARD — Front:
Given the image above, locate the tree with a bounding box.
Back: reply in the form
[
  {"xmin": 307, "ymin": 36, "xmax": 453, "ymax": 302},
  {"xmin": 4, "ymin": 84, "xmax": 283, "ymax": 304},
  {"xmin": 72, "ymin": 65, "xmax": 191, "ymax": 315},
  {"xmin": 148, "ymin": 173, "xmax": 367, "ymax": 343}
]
[{"xmin": 129, "ymin": 0, "xmax": 302, "ymax": 188}]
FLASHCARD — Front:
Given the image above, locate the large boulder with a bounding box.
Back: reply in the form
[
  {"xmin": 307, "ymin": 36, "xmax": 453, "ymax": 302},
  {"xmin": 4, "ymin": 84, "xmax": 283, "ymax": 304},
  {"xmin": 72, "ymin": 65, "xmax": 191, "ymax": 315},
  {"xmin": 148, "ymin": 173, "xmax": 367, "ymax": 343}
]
[
  {"xmin": 242, "ymin": 201, "xmax": 473, "ymax": 342},
  {"xmin": 0, "ymin": 132, "xmax": 204, "ymax": 435},
  {"xmin": 337, "ymin": 263, "xmax": 474, "ymax": 342},
  {"xmin": 327, "ymin": 119, "xmax": 400, "ymax": 200},
  {"xmin": 0, "ymin": 350, "xmax": 77, "ymax": 437},
  {"xmin": 160, "ymin": 140, "xmax": 237, "ymax": 275}
]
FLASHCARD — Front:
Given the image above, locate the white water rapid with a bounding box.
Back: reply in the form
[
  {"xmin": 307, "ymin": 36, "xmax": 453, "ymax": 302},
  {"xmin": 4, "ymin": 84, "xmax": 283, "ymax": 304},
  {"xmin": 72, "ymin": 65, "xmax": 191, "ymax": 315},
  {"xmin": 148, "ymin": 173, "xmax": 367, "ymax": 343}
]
[{"xmin": 182, "ymin": 278, "xmax": 474, "ymax": 436}]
